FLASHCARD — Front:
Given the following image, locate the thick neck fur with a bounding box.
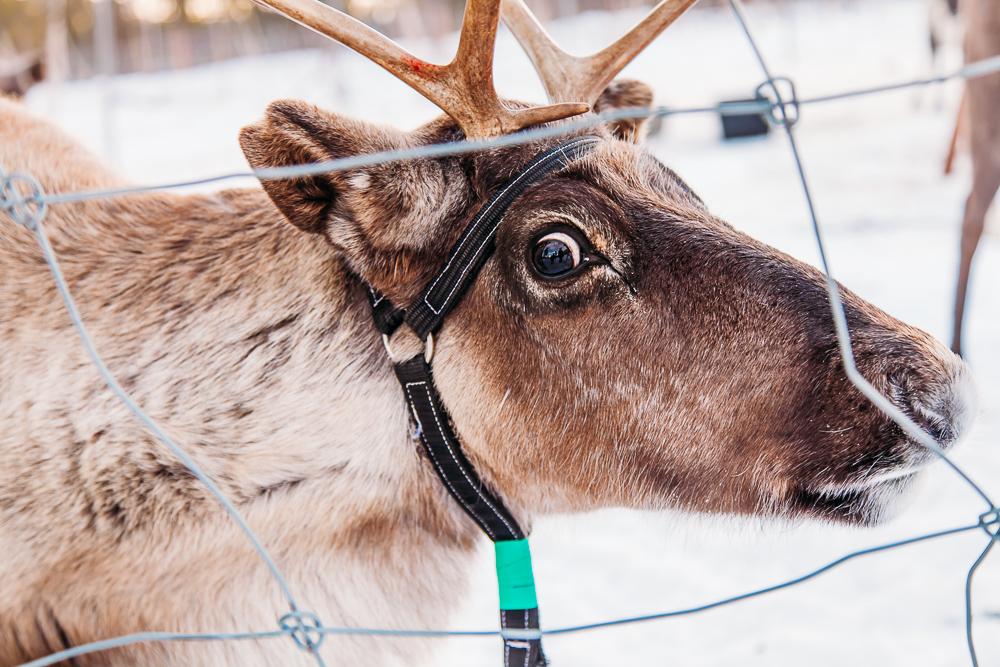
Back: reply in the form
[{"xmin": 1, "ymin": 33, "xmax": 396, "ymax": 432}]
[{"xmin": 0, "ymin": 101, "xmax": 481, "ymax": 666}]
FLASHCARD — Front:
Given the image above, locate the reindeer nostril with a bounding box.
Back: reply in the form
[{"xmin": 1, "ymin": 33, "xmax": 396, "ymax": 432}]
[
  {"xmin": 891, "ymin": 360, "xmax": 976, "ymax": 448},
  {"xmin": 911, "ymin": 406, "xmax": 953, "ymax": 444}
]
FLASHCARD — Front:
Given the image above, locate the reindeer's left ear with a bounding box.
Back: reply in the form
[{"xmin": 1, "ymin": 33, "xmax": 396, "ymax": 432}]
[
  {"xmin": 239, "ymin": 100, "xmax": 469, "ymax": 261},
  {"xmin": 239, "ymin": 99, "xmax": 406, "ymax": 236},
  {"xmin": 594, "ymin": 79, "xmax": 655, "ymax": 143},
  {"xmin": 239, "ymin": 100, "xmax": 473, "ymax": 294}
]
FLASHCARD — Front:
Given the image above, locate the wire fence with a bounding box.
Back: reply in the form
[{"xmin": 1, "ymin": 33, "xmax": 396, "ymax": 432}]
[{"xmin": 2, "ymin": 1, "xmax": 1000, "ymax": 665}]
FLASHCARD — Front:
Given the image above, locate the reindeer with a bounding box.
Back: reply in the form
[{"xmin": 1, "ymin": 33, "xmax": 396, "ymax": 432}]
[
  {"xmin": 0, "ymin": 0, "xmax": 975, "ymax": 665},
  {"xmin": 951, "ymin": 0, "xmax": 1000, "ymax": 357}
]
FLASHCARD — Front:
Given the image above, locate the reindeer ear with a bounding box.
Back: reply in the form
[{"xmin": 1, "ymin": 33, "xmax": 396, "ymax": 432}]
[
  {"xmin": 594, "ymin": 79, "xmax": 655, "ymax": 143},
  {"xmin": 240, "ymin": 99, "xmax": 471, "ymax": 291},
  {"xmin": 239, "ymin": 99, "xmax": 406, "ymax": 235}
]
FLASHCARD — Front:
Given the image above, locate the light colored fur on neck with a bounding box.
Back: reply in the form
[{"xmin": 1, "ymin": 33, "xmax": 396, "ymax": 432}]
[{"xmin": 0, "ymin": 98, "xmax": 482, "ymax": 667}]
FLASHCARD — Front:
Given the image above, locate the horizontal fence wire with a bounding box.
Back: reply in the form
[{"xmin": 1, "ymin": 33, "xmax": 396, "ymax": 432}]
[
  {"xmin": 0, "ymin": 54, "xmax": 998, "ymax": 210},
  {"xmin": 1, "ymin": 2, "xmax": 1000, "ymax": 666},
  {"xmin": 17, "ymin": 521, "xmax": 996, "ymax": 667}
]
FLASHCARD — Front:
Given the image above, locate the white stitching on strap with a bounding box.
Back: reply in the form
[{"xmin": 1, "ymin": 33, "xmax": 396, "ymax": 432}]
[
  {"xmin": 404, "ymin": 381, "xmax": 495, "ymax": 540},
  {"xmin": 367, "ymin": 284, "xmax": 385, "ymax": 307},
  {"xmin": 422, "ymin": 137, "xmax": 598, "ymax": 316},
  {"xmin": 503, "ymin": 609, "xmax": 510, "ymax": 667},
  {"xmin": 501, "ymin": 610, "xmax": 514, "ymax": 667},
  {"xmin": 523, "ymin": 609, "xmax": 530, "ymax": 667},
  {"xmin": 404, "ymin": 380, "xmax": 520, "ymax": 539}
]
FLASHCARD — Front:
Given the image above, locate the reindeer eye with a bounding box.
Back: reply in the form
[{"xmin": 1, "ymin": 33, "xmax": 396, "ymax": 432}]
[{"xmin": 532, "ymin": 232, "xmax": 581, "ymax": 277}]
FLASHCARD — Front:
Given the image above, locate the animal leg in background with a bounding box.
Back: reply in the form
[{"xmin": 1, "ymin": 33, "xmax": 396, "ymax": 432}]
[{"xmin": 952, "ymin": 153, "xmax": 999, "ymax": 355}]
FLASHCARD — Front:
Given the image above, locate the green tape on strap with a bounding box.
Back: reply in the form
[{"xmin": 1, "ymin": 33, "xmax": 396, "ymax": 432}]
[{"xmin": 494, "ymin": 539, "xmax": 538, "ymax": 610}]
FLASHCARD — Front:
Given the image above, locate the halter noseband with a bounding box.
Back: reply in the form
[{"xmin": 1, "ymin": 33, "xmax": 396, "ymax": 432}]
[{"xmin": 366, "ymin": 136, "xmax": 601, "ymax": 667}]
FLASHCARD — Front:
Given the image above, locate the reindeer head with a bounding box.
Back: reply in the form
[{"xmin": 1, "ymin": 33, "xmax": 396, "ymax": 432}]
[{"xmin": 240, "ymin": 0, "xmax": 973, "ymax": 526}]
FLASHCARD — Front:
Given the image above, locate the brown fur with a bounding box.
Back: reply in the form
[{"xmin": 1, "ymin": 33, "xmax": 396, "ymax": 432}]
[
  {"xmin": 0, "ymin": 78, "xmax": 971, "ymax": 666},
  {"xmin": 951, "ymin": 0, "xmax": 1000, "ymax": 356}
]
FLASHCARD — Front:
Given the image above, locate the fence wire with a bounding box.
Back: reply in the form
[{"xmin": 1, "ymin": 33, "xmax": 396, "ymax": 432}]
[{"xmin": 2, "ymin": 2, "xmax": 1000, "ymax": 666}]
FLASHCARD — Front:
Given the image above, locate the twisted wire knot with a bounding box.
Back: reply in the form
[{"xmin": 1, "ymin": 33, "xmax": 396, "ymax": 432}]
[
  {"xmin": 756, "ymin": 76, "xmax": 800, "ymax": 128},
  {"xmin": 279, "ymin": 610, "xmax": 325, "ymax": 653},
  {"xmin": 978, "ymin": 508, "xmax": 1000, "ymax": 540},
  {"xmin": 0, "ymin": 171, "xmax": 47, "ymax": 231}
]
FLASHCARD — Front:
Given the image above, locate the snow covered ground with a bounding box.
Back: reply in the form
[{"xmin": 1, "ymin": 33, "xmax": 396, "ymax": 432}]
[{"xmin": 22, "ymin": 0, "xmax": 1000, "ymax": 664}]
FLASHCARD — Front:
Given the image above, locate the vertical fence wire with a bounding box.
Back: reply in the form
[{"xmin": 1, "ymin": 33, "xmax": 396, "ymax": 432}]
[{"xmin": 724, "ymin": 1, "xmax": 999, "ymax": 663}]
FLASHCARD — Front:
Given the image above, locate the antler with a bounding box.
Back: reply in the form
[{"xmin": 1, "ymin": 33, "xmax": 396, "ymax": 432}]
[
  {"xmin": 502, "ymin": 0, "xmax": 698, "ymax": 105},
  {"xmin": 252, "ymin": 0, "xmax": 588, "ymax": 138}
]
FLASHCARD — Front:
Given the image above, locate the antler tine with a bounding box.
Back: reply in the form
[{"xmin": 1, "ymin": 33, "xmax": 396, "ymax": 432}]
[
  {"xmin": 502, "ymin": 0, "xmax": 698, "ymax": 105},
  {"xmin": 453, "ymin": 0, "xmax": 502, "ymax": 84},
  {"xmin": 253, "ymin": 0, "xmax": 588, "ymax": 138}
]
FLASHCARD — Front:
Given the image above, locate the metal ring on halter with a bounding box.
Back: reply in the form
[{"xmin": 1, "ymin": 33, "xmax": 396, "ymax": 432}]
[{"xmin": 382, "ymin": 330, "xmax": 435, "ymax": 364}]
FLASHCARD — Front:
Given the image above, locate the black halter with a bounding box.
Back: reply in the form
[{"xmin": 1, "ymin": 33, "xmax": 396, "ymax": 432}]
[{"xmin": 366, "ymin": 136, "xmax": 601, "ymax": 667}]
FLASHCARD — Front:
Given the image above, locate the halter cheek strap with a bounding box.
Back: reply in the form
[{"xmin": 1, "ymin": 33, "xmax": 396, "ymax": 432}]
[{"xmin": 366, "ymin": 136, "xmax": 601, "ymax": 667}]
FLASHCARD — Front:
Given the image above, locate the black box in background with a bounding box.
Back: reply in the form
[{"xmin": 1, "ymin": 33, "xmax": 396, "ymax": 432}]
[{"xmin": 719, "ymin": 97, "xmax": 770, "ymax": 139}]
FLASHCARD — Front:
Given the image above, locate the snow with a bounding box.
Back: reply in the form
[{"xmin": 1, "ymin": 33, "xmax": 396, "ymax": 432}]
[{"xmin": 23, "ymin": 0, "xmax": 1000, "ymax": 664}]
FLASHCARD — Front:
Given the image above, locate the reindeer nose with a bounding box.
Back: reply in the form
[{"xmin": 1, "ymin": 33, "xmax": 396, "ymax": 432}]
[{"xmin": 892, "ymin": 352, "xmax": 976, "ymax": 449}]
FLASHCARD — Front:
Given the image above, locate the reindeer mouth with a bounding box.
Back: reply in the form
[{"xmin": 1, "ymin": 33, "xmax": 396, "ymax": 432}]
[
  {"xmin": 788, "ymin": 367, "xmax": 972, "ymax": 526},
  {"xmin": 791, "ymin": 469, "xmax": 921, "ymax": 525}
]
